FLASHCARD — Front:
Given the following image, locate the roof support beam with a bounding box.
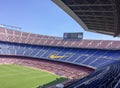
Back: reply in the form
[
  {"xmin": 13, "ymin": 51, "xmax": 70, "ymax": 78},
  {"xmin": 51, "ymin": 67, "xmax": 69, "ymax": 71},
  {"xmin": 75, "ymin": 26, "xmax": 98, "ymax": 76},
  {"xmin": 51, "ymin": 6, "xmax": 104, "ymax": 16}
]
[
  {"xmin": 86, "ymin": 24, "xmax": 114, "ymax": 27},
  {"xmin": 88, "ymin": 27, "xmax": 113, "ymax": 31},
  {"xmin": 87, "ymin": 24, "xmax": 114, "ymax": 28},
  {"xmin": 74, "ymin": 10, "xmax": 113, "ymax": 13},
  {"xmin": 82, "ymin": 19, "xmax": 113, "ymax": 22},
  {"xmin": 78, "ymin": 15, "xmax": 113, "ymax": 18},
  {"xmin": 83, "ymin": 20, "xmax": 114, "ymax": 24},
  {"xmin": 68, "ymin": 4, "xmax": 113, "ymax": 7}
]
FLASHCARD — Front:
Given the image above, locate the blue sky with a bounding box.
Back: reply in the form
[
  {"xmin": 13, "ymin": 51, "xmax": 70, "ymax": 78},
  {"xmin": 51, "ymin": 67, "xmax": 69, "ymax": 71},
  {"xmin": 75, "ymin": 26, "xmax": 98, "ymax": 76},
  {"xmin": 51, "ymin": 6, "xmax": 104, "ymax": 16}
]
[{"xmin": 0, "ymin": 0, "xmax": 119, "ymax": 40}]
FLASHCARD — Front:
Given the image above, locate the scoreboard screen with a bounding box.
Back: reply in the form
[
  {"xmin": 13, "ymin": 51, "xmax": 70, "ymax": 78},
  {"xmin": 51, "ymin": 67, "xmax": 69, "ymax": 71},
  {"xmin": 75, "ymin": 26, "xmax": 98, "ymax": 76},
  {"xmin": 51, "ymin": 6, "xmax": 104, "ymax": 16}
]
[{"xmin": 63, "ymin": 32, "xmax": 83, "ymax": 40}]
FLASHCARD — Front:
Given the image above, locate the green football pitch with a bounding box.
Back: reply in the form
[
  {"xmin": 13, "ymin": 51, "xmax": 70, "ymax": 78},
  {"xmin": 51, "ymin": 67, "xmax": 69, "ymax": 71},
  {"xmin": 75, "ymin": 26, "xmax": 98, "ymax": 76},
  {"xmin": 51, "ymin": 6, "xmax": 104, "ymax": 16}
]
[{"xmin": 0, "ymin": 64, "xmax": 67, "ymax": 88}]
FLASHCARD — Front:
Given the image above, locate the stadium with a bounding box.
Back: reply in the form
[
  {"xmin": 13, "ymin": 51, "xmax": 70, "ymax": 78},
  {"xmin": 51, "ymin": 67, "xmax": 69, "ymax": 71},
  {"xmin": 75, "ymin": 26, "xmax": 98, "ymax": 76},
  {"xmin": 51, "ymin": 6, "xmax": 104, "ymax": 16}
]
[{"xmin": 0, "ymin": 0, "xmax": 120, "ymax": 88}]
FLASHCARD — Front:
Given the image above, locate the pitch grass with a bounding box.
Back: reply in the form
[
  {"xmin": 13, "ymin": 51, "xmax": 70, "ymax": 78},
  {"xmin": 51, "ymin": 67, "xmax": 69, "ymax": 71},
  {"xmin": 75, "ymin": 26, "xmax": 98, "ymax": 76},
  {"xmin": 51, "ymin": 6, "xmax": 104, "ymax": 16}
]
[{"xmin": 0, "ymin": 64, "xmax": 67, "ymax": 88}]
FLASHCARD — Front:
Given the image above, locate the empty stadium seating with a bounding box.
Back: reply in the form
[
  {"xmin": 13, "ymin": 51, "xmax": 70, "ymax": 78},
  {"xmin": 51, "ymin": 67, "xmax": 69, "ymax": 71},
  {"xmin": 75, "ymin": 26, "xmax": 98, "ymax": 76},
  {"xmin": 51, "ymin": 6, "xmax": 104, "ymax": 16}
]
[
  {"xmin": 0, "ymin": 41, "xmax": 119, "ymax": 69},
  {"xmin": 0, "ymin": 57, "xmax": 92, "ymax": 79},
  {"xmin": 64, "ymin": 61, "xmax": 120, "ymax": 88},
  {"xmin": 0, "ymin": 26, "xmax": 120, "ymax": 87},
  {"xmin": 0, "ymin": 27, "xmax": 120, "ymax": 50}
]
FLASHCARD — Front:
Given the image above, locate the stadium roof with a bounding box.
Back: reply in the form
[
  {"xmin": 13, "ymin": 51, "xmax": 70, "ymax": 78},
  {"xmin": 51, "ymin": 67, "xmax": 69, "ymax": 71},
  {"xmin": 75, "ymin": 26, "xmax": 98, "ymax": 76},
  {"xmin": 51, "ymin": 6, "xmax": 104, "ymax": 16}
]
[{"xmin": 52, "ymin": 0, "xmax": 120, "ymax": 37}]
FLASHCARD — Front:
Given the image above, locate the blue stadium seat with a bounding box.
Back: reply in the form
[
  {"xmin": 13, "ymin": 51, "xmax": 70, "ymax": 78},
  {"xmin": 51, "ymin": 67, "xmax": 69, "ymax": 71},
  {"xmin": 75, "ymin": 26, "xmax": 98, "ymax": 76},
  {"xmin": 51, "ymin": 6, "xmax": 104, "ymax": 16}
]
[
  {"xmin": 0, "ymin": 41, "xmax": 120, "ymax": 69},
  {"xmin": 64, "ymin": 61, "xmax": 120, "ymax": 88}
]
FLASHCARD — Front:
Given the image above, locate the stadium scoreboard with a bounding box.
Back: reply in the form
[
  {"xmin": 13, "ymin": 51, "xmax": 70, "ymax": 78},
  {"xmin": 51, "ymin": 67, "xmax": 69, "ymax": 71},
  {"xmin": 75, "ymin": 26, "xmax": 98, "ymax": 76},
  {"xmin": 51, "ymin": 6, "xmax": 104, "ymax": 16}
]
[{"xmin": 63, "ymin": 32, "xmax": 83, "ymax": 40}]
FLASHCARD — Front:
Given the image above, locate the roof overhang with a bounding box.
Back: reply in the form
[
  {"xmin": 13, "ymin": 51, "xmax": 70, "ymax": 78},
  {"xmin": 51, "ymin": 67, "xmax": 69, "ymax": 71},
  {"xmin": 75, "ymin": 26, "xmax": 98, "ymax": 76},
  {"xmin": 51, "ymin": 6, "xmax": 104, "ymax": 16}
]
[{"xmin": 52, "ymin": 0, "xmax": 120, "ymax": 37}]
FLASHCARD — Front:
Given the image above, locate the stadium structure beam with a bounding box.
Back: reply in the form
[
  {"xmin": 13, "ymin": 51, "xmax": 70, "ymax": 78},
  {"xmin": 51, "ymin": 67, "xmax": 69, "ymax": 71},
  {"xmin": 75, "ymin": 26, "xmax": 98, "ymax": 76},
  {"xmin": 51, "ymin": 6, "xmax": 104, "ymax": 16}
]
[
  {"xmin": 82, "ymin": 19, "xmax": 113, "ymax": 22},
  {"xmin": 88, "ymin": 26, "xmax": 114, "ymax": 29},
  {"xmin": 93, "ymin": 30, "xmax": 115, "ymax": 35},
  {"xmin": 86, "ymin": 24, "xmax": 114, "ymax": 27},
  {"xmin": 112, "ymin": 0, "xmax": 119, "ymax": 37},
  {"xmin": 88, "ymin": 27, "xmax": 113, "ymax": 31},
  {"xmin": 83, "ymin": 20, "xmax": 114, "ymax": 24},
  {"xmin": 78, "ymin": 15, "xmax": 113, "ymax": 18},
  {"xmin": 84, "ymin": 22, "xmax": 114, "ymax": 26},
  {"xmin": 68, "ymin": 4, "xmax": 113, "ymax": 7},
  {"xmin": 74, "ymin": 10, "xmax": 113, "ymax": 13}
]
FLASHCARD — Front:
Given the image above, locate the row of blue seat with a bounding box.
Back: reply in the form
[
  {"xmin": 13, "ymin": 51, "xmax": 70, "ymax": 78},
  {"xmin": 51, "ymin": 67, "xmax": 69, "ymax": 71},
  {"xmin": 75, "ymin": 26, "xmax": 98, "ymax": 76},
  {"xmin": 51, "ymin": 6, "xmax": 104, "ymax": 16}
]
[
  {"xmin": 0, "ymin": 41, "xmax": 119, "ymax": 68},
  {"xmin": 64, "ymin": 61, "xmax": 120, "ymax": 88}
]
